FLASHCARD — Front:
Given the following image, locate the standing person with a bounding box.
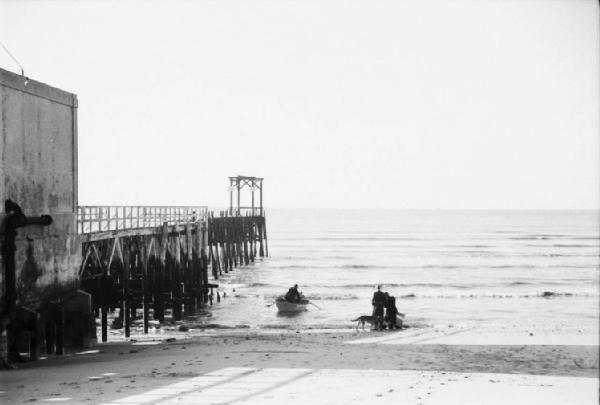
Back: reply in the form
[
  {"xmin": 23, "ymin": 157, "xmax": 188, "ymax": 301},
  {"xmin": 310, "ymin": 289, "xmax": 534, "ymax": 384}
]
[
  {"xmin": 285, "ymin": 284, "xmax": 301, "ymax": 303},
  {"xmin": 372, "ymin": 285, "xmax": 386, "ymax": 330},
  {"xmin": 385, "ymin": 293, "xmax": 399, "ymax": 330}
]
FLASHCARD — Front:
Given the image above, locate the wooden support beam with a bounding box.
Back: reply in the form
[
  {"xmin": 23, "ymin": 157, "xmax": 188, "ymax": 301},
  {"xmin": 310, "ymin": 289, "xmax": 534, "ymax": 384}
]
[
  {"xmin": 201, "ymin": 221, "xmax": 209, "ymax": 304},
  {"xmin": 143, "ymin": 238, "xmax": 153, "ymax": 334},
  {"xmin": 155, "ymin": 222, "xmax": 168, "ymax": 322},
  {"xmin": 101, "ymin": 305, "xmax": 108, "ymax": 342},
  {"xmin": 122, "ymin": 239, "xmax": 131, "ymax": 338},
  {"xmin": 263, "ymin": 216, "xmax": 269, "ymax": 257},
  {"xmin": 106, "ymin": 237, "xmax": 119, "ymax": 273},
  {"xmin": 185, "ymin": 223, "xmax": 195, "ymax": 315},
  {"xmin": 55, "ymin": 305, "xmax": 64, "ymax": 355},
  {"xmin": 173, "ymin": 233, "xmax": 182, "ymax": 321},
  {"xmin": 259, "ymin": 220, "xmax": 264, "ymax": 257}
]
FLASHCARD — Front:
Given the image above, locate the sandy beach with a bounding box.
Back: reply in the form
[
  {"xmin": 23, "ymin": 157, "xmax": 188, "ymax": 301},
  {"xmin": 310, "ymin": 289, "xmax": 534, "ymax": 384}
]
[{"xmin": 1, "ymin": 325, "xmax": 598, "ymax": 404}]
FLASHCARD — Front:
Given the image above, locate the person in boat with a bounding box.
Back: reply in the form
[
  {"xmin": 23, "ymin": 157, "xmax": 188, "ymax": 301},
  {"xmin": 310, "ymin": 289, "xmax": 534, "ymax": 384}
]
[
  {"xmin": 285, "ymin": 284, "xmax": 302, "ymax": 303},
  {"xmin": 372, "ymin": 285, "xmax": 386, "ymax": 330}
]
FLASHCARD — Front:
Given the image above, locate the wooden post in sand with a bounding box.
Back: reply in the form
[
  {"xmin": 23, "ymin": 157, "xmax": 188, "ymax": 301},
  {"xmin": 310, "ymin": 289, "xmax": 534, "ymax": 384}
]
[
  {"xmin": 209, "ymin": 243, "xmax": 218, "ymax": 280},
  {"xmin": 243, "ymin": 220, "xmax": 250, "ymax": 266},
  {"xmin": 214, "ymin": 216, "xmax": 223, "ymax": 276},
  {"xmin": 155, "ymin": 222, "xmax": 168, "ymax": 322},
  {"xmin": 232, "ymin": 219, "xmax": 238, "ymax": 268},
  {"xmin": 237, "ymin": 218, "xmax": 244, "ymax": 265},
  {"xmin": 263, "ymin": 215, "xmax": 269, "ymax": 257},
  {"xmin": 258, "ymin": 218, "xmax": 264, "ymax": 257},
  {"xmin": 250, "ymin": 219, "xmax": 256, "ymax": 262},
  {"xmin": 201, "ymin": 221, "xmax": 209, "ymax": 304},
  {"xmin": 185, "ymin": 223, "xmax": 195, "ymax": 314},
  {"xmin": 122, "ymin": 239, "xmax": 131, "ymax": 338},
  {"xmin": 141, "ymin": 240, "xmax": 149, "ymax": 334}
]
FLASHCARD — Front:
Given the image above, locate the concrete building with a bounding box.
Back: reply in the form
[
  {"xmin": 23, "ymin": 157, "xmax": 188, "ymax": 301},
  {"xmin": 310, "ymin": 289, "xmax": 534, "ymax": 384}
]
[{"xmin": 0, "ymin": 67, "xmax": 88, "ymax": 362}]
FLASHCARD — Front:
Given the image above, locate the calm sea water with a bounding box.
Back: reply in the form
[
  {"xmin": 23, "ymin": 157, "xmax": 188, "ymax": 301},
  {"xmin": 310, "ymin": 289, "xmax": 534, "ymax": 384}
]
[{"xmin": 205, "ymin": 210, "xmax": 599, "ymax": 332}]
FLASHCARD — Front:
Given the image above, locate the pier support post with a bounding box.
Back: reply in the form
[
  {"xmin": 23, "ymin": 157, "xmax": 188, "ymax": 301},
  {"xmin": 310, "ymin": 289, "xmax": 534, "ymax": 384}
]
[
  {"xmin": 155, "ymin": 222, "xmax": 168, "ymax": 322},
  {"xmin": 123, "ymin": 240, "xmax": 131, "ymax": 338},
  {"xmin": 201, "ymin": 221, "xmax": 209, "ymax": 304},
  {"xmin": 259, "ymin": 220, "xmax": 264, "ymax": 257},
  {"xmin": 142, "ymin": 239, "xmax": 150, "ymax": 334},
  {"xmin": 263, "ymin": 216, "xmax": 269, "ymax": 257},
  {"xmin": 185, "ymin": 223, "xmax": 195, "ymax": 315},
  {"xmin": 173, "ymin": 234, "xmax": 182, "ymax": 321},
  {"xmin": 55, "ymin": 305, "xmax": 64, "ymax": 355},
  {"xmin": 101, "ymin": 305, "xmax": 108, "ymax": 343}
]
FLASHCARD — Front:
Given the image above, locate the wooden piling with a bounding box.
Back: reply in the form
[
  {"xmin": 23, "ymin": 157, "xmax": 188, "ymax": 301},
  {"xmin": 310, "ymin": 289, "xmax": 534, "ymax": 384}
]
[
  {"xmin": 185, "ymin": 223, "xmax": 195, "ymax": 314},
  {"xmin": 263, "ymin": 216, "xmax": 269, "ymax": 257},
  {"xmin": 55, "ymin": 305, "xmax": 64, "ymax": 355},
  {"xmin": 101, "ymin": 305, "xmax": 108, "ymax": 342},
  {"xmin": 155, "ymin": 222, "xmax": 168, "ymax": 322},
  {"xmin": 78, "ymin": 206, "xmax": 268, "ymax": 353},
  {"xmin": 123, "ymin": 239, "xmax": 131, "ymax": 338},
  {"xmin": 258, "ymin": 220, "xmax": 264, "ymax": 257},
  {"xmin": 142, "ymin": 240, "xmax": 150, "ymax": 334},
  {"xmin": 201, "ymin": 221, "xmax": 209, "ymax": 304}
]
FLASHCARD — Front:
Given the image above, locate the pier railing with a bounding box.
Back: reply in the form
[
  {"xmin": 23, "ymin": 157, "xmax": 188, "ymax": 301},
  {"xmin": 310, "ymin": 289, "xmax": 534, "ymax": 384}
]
[{"xmin": 77, "ymin": 205, "xmax": 209, "ymax": 234}]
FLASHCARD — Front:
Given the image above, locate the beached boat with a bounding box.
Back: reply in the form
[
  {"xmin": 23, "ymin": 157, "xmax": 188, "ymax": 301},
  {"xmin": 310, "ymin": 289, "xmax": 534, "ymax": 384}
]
[{"xmin": 275, "ymin": 295, "xmax": 309, "ymax": 312}]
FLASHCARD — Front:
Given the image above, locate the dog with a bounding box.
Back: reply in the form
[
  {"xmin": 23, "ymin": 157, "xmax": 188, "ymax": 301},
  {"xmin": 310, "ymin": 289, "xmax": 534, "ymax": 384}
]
[{"xmin": 352, "ymin": 315, "xmax": 383, "ymax": 331}]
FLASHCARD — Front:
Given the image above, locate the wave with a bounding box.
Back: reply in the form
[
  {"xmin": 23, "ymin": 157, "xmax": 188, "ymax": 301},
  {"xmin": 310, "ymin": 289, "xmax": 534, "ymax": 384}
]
[
  {"xmin": 303, "ymin": 294, "xmax": 359, "ymax": 300},
  {"xmin": 262, "ymin": 290, "xmax": 595, "ymax": 300},
  {"xmin": 336, "ymin": 264, "xmax": 373, "ymax": 269},
  {"xmin": 523, "ymin": 244, "xmax": 599, "ymax": 248},
  {"xmin": 312, "ymin": 237, "xmax": 421, "ymax": 241},
  {"xmin": 265, "ymin": 293, "xmax": 359, "ymax": 300},
  {"xmin": 256, "ymin": 323, "xmax": 355, "ymax": 330},
  {"xmin": 510, "ymin": 234, "xmax": 567, "ymax": 240},
  {"xmin": 511, "ymin": 235, "xmax": 600, "ymax": 241},
  {"xmin": 247, "ymin": 283, "xmax": 273, "ymax": 287},
  {"xmin": 443, "ymin": 245, "xmax": 491, "ymax": 248},
  {"xmin": 395, "ymin": 291, "xmax": 596, "ymax": 299}
]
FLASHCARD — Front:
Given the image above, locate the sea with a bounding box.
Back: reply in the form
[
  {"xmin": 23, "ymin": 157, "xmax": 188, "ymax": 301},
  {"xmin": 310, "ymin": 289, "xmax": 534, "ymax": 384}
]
[{"xmin": 200, "ymin": 209, "xmax": 599, "ymax": 333}]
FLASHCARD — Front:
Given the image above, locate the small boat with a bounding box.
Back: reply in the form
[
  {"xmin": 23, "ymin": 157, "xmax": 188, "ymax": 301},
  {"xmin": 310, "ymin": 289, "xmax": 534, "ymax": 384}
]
[{"xmin": 275, "ymin": 295, "xmax": 309, "ymax": 312}]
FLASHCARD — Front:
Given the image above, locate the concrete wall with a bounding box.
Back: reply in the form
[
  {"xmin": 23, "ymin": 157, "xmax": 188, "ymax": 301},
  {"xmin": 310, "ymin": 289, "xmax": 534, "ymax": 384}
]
[{"xmin": 0, "ymin": 67, "xmax": 80, "ymax": 310}]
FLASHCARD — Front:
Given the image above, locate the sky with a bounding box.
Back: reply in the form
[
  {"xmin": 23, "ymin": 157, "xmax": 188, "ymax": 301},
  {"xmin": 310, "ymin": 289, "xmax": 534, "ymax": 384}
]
[{"xmin": 0, "ymin": 0, "xmax": 598, "ymax": 210}]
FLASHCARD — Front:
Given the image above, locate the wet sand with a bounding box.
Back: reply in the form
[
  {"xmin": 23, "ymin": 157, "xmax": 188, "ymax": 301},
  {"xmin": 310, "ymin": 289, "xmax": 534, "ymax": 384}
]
[{"xmin": 0, "ymin": 328, "xmax": 598, "ymax": 404}]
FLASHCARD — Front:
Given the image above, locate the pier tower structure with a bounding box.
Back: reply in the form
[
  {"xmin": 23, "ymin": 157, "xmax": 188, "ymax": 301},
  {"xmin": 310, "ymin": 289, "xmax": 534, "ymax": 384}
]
[{"xmin": 229, "ymin": 175, "xmax": 264, "ymax": 216}]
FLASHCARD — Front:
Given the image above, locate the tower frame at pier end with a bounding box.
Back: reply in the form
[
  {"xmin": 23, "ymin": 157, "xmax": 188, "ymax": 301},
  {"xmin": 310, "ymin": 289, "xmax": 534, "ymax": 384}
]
[{"xmin": 228, "ymin": 175, "xmax": 264, "ymax": 216}]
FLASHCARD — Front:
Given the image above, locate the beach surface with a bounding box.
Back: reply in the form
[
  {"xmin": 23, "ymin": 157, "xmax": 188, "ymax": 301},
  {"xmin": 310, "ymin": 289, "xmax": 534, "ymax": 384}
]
[
  {"xmin": 1, "ymin": 326, "xmax": 598, "ymax": 404},
  {"xmin": 2, "ymin": 209, "xmax": 598, "ymax": 403}
]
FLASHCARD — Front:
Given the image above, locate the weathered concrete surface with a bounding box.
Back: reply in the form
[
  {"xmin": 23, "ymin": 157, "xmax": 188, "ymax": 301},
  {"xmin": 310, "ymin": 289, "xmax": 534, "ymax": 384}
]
[{"xmin": 0, "ymin": 67, "xmax": 80, "ymax": 310}]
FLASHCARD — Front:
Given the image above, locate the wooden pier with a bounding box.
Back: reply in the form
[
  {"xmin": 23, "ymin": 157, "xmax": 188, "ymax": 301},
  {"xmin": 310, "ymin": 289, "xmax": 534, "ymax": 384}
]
[{"xmin": 79, "ymin": 205, "xmax": 268, "ymax": 342}]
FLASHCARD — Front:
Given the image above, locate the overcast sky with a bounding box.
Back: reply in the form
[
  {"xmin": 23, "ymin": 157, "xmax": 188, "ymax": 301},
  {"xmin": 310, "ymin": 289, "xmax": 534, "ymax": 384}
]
[{"xmin": 1, "ymin": 0, "xmax": 598, "ymax": 209}]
